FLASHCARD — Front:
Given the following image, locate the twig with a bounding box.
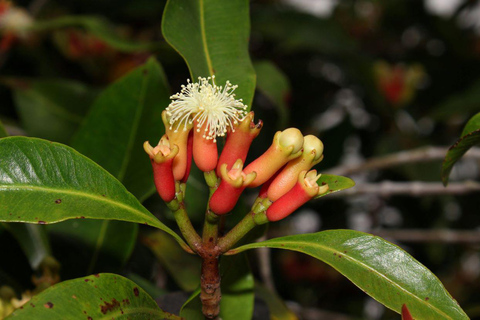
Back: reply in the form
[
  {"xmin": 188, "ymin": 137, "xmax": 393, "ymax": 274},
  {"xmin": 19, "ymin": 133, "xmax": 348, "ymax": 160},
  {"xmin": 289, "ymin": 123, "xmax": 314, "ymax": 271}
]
[
  {"xmin": 371, "ymin": 229, "xmax": 480, "ymax": 244},
  {"xmin": 326, "ymin": 146, "xmax": 480, "ymax": 176},
  {"xmin": 329, "ymin": 181, "xmax": 480, "ymax": 197}
]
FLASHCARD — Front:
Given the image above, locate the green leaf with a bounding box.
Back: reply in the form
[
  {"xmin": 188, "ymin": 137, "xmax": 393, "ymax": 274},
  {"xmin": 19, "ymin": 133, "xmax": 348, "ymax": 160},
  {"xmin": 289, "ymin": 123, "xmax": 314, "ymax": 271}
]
[
  {"xmin": 30, "ymin": 16, "xmax": 161, "ymax": 53},
  {"xmin": 5, "ymin": 273, "xmax": 181, "ymax": 320},
  {"xmin": 461, "ymin": 112, "xmax": 480, "ymax": 137},
  {"xmin": 4, "ymin": 78, "xmax": 96, "ymax": 143},
  {"xmin": 442, "ymin": 129, "xmax": 480, "ymax": 186},
  {"xmin": 0, "ymin": 121, "xmax": 53, "ymax": 271},
  {"xmin": 315, "ymin": 174, "xmax": 355, "ymax": 198},
  {"xmin": 0, "ymin": 119, "xmax": 7, "ymax": 138},
  {"xmin": 47, "ymin": 219, "xmax": 138, "ymax": 273},
  {"xmin": 180, "ymin": 255, "xmax": 254, "ymax": 320},
  {"xmin": 142, "ymin": 231, "xmax": 201, "ymax": 291},
  {"xmin": 67, "ymin": 57, "xmax": 171, "ymax": 272},
  {"xmin": 230, "ymin": 230, "xmax": 468, "ymax": 320},
  {"xmin": 1, "ymin": 223, "xmax": 51, "ymax": 270},
  {"xmin": 162, "ymin": 0, "xmax": 256, "ymax": 107},
  {"xmin": 71, "ymin": 57, "xmax": 169, "ymax": 201},
  {"xmin": 126, "ymin": 273, "xmax": 168, "ymax": 299},
  {"xmin": 0, "ymin": 136, "xmax": 188, "ymax": 250},
  {"xmin": 254, "ymin": 61, "xmax": 290, "ymax": 129},
  {"xmin": 254, "ymin": 282, "xmax": 298, "ymax": 320}
]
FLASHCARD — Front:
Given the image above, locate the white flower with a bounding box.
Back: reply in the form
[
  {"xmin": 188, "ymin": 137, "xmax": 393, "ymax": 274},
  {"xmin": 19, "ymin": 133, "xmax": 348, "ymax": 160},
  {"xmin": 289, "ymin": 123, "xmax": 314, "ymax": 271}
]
[{"xmin": 166, "ymin": 76, "xmax": 247, "ymax": 142}]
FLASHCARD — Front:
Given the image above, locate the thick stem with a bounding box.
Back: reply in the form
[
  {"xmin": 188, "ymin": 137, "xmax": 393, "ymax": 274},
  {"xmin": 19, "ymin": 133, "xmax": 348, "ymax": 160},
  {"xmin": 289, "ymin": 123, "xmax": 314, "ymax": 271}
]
[
  {"xmin": 200, "ymin": 256, "xmax": 221, "ymax": 319},
  {"xmin": 203, "ymin": 210, "xmax": 220, "ymax": 244}
]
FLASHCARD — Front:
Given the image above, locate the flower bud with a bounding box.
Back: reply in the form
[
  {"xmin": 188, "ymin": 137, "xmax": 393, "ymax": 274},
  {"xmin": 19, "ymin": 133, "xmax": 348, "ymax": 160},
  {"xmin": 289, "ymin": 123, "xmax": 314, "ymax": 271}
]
[
  {"xmin": 216, "ymin": 111, "xmax": 262, "ymax": 176},
  {"xmin": 162, "ymin": 110, "xmax": 193, "ymax": 181},
  {"xmin": 193, "ymin": 120, "xmax": 218, "ymax": 172},
  {"xmin": 401, "ymin": 305, "xmax": 413, "ymax": 320},
  {"xmin": 267, "ymin": 135, "xmax": 324, "ymax": 201},
  {"xmin": 266, "ymin": 170, "xmax": 329, "ymax": 222},
  {"xmin": 244, "ymin": 128, "xmax": 304, "ymax": 188},
  {"xmin": 181, "ymin": 130, "xmax": 193, "ymax": 183},
  {"xmin": 144, "ymin": 136, "xmax": 179, "ymax": 202},
  {"xmin": 209, "ymin": 159, "xmax": 256, "ymax": 215}
]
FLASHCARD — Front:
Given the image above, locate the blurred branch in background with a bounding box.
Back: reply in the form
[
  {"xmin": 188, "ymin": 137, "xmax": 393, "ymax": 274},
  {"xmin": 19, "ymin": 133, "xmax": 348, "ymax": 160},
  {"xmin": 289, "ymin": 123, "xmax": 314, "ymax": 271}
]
[
  {"xmin": 334, "ymin": 181, "xmax": 480, "ymax": 197},
  {"xmin": 371, "ymin": 229, "xmax": 480, "ymax": 244},
  {"xmin": 326, "ymin": 146, "xmax": 480, "ymax": 176}
]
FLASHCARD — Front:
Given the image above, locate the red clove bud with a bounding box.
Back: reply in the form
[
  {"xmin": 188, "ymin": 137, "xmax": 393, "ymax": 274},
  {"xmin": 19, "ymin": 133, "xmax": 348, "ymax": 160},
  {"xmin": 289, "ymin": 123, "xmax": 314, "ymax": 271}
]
[
  {"xmin": 266, "ymin": 170, "xmax": 329, "ymax": 222},
  {"xmin": 244, "ymin": 128, "xmax": 304, "ymax": 188},
  {"xmin": 209, "ymin": 159, "xmax": 256, "ymax": 215},
  {"xmin": 144, "ymin": 136, "xmax": 179, "ymax": 202},
  {"xmin": 216, "ymin": 111, "xmax": 262, "ymax": 176}
]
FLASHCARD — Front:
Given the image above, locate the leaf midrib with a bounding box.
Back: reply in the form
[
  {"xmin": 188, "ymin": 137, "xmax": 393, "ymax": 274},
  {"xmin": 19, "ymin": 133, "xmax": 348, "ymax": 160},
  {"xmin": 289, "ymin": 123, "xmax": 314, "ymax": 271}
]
[
  {"xmin": 236, "ymin": 239, "xmax": 456, "ymax": 319},
  {"xmin": 0, "ymin": 184, "xmax": 156, "ymax": 224},
  {"xmin": 199, "ymin": 0, "xmax": 214, "ymax": 77}
]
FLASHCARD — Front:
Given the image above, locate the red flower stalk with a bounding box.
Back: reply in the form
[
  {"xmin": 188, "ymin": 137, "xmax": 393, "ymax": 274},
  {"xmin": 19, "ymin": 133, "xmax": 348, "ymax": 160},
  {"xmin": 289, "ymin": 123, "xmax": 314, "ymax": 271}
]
[
  {"xmin": 193, "ymin": 121, "xmax": 218, "ymax": 172},
  {"xmin": 216, "ymin": 111, "xmax": 262, "ymax": 176},
  {"xmin": 267, "ymin": 135, "xmax": 324, "ymax": 201},
  {"xmin": 162, "ymin": 110, "xmax": 193, "ymax": 181},
  {"xmin": 209, "ymin": 159, "xmax": 256, "ymax": 215},
  {"xmin": 144, "ymin": 136, "xmax": 179, "ymax": 202},
  {"xmin": 266, "ymin": 170, "xmax": 329, "ymax": 222},
  {"xmin": 244, "ymin": 128, "xmax": 304, "ymax": 188}
]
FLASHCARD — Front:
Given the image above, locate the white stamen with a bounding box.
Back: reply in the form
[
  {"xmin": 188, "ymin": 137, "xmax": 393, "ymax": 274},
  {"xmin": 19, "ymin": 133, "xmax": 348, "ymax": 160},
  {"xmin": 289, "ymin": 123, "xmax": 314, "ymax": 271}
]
[{"xmin": 165, "ymin": 76, "xmax": 248, "ymax": 141}]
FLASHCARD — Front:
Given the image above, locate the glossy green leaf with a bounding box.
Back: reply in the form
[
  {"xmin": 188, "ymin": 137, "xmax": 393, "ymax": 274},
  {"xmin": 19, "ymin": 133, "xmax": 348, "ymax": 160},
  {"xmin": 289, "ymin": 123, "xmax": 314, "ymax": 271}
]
[
  {"xmin": 1, "ymin": 223, "xmax": 51, "ymax": 270},
  {"xmin": 162, "ymin": 0, "xmax": 256, "ymax": 107},
  {"xmin": 230, "ymin": 230, "xmax": 468, "ymax": 320},
  {"xmin": 180, "ymin": 255, "xmax": 254, "ymax": 320},
  {"xmin": 255, "ymin": 283, "xmax": 298, "ymax": 320},
  {"xmin": 254, "ymin": 61, "xmax": 290, "ymax": 129},
  {"xmin": 30, "ymin": 16, "xmax": 161, "ymax": 52},
  {"xmin": 461, "ymin": 112, "xmax": 480, "ymax": 137},
  {"xmin": 67, "ymin": 57, "xmax": 171, "ymax": 272},
  {"xmin": 0, "ymin": 136, "xmax": 188, "ymax": 250},
  {"xmin": 4, "ymin": 78, "xmax": 96, "ymax": 143},
  {"xmin": 315, "ymin": 174, "xmax": 355, "ymax": 198},
  {"xmin": 0, "ymin": 119, "xmax": 7, "ymax": 138},
  {"xmin": 142, "ymin": 231, "xmax": 201, "ymax": 291},
  {"xmin": 0, "ymin": 123, "xmax": 54, "ymax": 271},
  {"xmin": 5, "ymin": 273, "xmax": 181, "ymax": 319},
  {"xmin": 442, "ymin": 129, "xmax": 480, "ymax": 186}
]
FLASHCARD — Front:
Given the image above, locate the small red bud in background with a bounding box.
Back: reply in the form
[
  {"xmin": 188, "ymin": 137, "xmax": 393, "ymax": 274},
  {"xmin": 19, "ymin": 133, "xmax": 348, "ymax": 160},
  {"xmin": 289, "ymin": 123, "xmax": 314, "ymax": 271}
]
[
  {"xmin": 216, "ymin": 111, "xmax": 262, "ymax": 176},
  {"xmin": 266, "ymin": 170, "xmax": 329, "ymax": 222},
  {"xmin": 209, "ymin": 159, "xmax": 256, "ymax": 215},
  {"xmin": 244, "ymin": 128, "xmax": 304, "ymax": 188},
  {"xmin": 144, "ymin": 136, "xmax": 179, "ymax": 202}
]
